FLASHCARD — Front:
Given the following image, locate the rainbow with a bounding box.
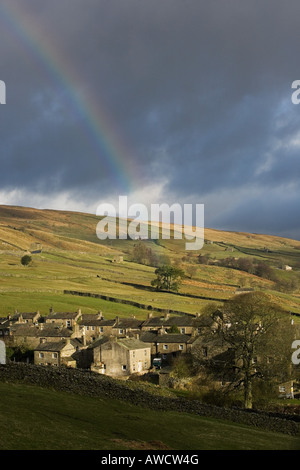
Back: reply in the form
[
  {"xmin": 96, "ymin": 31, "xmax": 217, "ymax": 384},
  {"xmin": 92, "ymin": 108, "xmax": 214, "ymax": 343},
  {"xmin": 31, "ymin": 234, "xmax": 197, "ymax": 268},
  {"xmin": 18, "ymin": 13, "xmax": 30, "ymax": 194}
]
[{"xmin": 0, "ymin": 3, "xmax": 136, "ymax": 193}]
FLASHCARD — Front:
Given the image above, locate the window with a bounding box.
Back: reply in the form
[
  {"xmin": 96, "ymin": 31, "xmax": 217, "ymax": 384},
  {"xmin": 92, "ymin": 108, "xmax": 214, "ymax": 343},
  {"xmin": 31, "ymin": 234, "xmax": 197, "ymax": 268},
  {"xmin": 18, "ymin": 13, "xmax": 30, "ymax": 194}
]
[
  {"xmin": 179, "ymin": 344, "xmax": 184, "ymax": 350},
  {"xmin": 66, "ymin": 321, "xmax": 71, "ymax": 327},
  {"xmin": 181, "ymin": 328, "xmax": 185, "ymax": 334},
  {"xmin": 144, "ymin": 350, "xmax": 147, "ymax": 356},
  {"xmin": 122, "ymin": 365, "xmax": 127, "ymax": 371},
  {"xmin": 39, "ymin": 353, "xmax": 44, "ymax": 358},
  {"xmin": 119, "ymin": 329, "xmax": 124, "ymax": 334},
  {"xmin": 163, "ymin": 344, "xmax": 168, "ymax": 350},
  {"xmin": 279, "ymin": 386, "xmax": 286, "ymax": 393},
  {"xmin": 132, "ymin": 351, "xmax": 136, "ymax": 358},
  {"xmin": 144, "ymin": 362, "xmax": 148, "ymax": 368},
  {"xmin": 52, "ymin": 353, "xmax": 58, "ymax": 359},
  {"xmin": 100, "ymin": 327, "xmax": 103, "ymax": 333}
]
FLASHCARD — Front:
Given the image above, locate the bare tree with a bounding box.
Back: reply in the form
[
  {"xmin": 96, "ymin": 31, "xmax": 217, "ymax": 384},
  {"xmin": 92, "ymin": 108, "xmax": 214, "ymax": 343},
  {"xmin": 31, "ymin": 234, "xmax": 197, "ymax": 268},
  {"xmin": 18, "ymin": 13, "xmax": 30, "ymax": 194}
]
[{"xmin": 193, "ymin": 292, "xmax": 294, "ymax": 409}]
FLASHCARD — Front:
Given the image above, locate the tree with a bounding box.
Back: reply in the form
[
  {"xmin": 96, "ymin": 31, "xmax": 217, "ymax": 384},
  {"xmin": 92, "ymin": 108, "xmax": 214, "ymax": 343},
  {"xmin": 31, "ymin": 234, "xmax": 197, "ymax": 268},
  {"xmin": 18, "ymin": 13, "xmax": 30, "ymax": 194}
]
[
  {"xmin": 21, "ymin": 255, "xmax": 32, "ymax": 266},
  {"xmin": 193, "ymin": 292, "xmax": 294, "ymax": 409},
  {"xmin": 185, "ymin": 264, "xmax": 197, "ymax": 279},
  {"xmin": 197, "ymin": 254, "xmax": 210, "ymax": 265},
  {"xmin": 151, "ymin": 265, "xmax": 185, "ymax": 292}
]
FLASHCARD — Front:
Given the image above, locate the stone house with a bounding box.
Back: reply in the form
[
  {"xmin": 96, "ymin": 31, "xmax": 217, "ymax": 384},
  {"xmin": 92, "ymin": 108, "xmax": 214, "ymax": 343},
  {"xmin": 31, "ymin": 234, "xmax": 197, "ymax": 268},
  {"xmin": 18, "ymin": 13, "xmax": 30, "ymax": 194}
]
[
  {"xmin": 45, "ymin": 309, "xmax": 82, "ymax": 328},
  {"xmin": 10, "ymin": 311, "xmax": 41, "ymax": 324},
  {"xmin": 278, "ymin": 380, "xmax": 294, "ymax": 398},
  {"xmin": 140, "ymin": 330, "xmax": 198, "ymax": 365},
  {"xmin": 34, "ymin": 339, "xmax": 80, "ymax": 368},
  {"xmin": 4, "ymin": 323, "xmax": 77, "ymax": 349},
  {"xmin": 78, "ymin": 314, "xmax": 116, "ymax": 344},
  {"xmin": 141, "ymin": 312, "xmax": 196, "ymax": 335},
  {"xmin": 111, "ymin": 316, "xmax": 144, "ymax": 337},
  {"xmin": 88, "ymin": 336, "xmax": 152, "ymax": 377},
  {"xmin": 0, "ymin": 311, "xmax": 41, "ymax": 339}
]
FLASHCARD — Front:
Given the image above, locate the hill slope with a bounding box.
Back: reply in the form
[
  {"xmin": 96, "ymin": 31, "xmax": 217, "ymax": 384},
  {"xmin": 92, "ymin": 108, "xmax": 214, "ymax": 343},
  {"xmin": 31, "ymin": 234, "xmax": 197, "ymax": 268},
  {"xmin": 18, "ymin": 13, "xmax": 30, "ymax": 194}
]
[
  {"xmin": 0, "ymin": 381, "xmax": 299, "ymax": 450},
  {"xmin": 0, "ymin": 204, "xmax": 300, "ymax": 317}
]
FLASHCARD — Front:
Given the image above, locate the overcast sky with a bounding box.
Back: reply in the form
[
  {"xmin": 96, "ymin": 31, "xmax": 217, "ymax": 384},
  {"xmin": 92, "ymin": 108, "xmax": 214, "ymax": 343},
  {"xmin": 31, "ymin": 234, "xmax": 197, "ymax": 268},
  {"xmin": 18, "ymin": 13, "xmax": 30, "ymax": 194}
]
[{"xmin": 1, "ymin": 0, "xmax": 300, "ymax": 239}]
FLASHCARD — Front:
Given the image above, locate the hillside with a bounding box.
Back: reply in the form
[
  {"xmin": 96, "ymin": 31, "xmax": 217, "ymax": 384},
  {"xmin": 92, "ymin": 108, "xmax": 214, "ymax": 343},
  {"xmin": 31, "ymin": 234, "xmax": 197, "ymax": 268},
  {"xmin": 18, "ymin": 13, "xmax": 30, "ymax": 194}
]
[
  {"xmin": 1, "ymin": 204, "xmax": 300, "ymax": 318},
  {"xmin": 1, "ymin": 381, "xmax": 299, "ymax": 450}
]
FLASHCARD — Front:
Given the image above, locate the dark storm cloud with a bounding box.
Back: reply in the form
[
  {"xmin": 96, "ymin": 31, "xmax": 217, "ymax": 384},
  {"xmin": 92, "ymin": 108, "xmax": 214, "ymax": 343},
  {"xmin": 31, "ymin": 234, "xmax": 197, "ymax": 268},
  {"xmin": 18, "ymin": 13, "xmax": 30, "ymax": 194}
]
[{"xmin": 1, "ymin": 0, "xmax": 300, "ymax": 237}]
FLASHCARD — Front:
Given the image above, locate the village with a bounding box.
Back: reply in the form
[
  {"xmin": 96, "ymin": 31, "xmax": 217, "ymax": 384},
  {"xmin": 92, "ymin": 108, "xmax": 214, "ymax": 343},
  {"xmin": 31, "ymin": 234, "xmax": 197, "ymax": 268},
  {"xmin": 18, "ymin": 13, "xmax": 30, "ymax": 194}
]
[
  {"xmin": 0, "ymin": 307, "xmax": 298, "ymax": 401},
  {"xmin": 0, "ymin": 308, "xmax": 208, "ymax": 377}
]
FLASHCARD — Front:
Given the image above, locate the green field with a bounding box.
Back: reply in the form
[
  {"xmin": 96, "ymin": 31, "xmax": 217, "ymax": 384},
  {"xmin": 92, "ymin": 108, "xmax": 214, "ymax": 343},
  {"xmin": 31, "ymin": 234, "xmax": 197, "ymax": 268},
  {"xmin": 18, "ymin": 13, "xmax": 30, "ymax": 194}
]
[
  {"xmin": 1, "ymin": 204, "xmax": 300, "ymax": 319},
  {"xmin": 0, "ymin": 382, "xmax": 299, "ymax": 450}
]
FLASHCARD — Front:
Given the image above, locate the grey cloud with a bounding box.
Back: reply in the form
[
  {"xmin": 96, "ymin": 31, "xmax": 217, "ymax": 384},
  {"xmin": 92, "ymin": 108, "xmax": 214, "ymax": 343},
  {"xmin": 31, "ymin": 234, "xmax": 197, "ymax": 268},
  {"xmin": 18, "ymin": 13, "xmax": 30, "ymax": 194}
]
[{"xmin": 1, "ymin": 0, "xmax": 300, "ymax": 237}]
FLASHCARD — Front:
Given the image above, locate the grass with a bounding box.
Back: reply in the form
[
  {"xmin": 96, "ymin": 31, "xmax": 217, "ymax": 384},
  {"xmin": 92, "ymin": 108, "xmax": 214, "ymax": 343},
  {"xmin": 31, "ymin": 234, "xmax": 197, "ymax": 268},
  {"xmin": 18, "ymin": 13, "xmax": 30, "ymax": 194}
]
[
  {"xmin": 0, "ymin": 382, "xmax": 299, "ymax": 450},
  {"xmin": 1, "ymin": 204, "xmax": 300, "ymax": 317}
]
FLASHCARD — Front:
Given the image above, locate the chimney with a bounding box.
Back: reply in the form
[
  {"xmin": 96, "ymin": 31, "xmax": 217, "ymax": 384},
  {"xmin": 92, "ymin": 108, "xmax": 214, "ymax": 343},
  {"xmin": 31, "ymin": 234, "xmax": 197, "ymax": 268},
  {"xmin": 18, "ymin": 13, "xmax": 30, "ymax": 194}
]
[
  {"xmin": 82, "ymin": 326, "xmax": 86, "ymax": 346},
  {"xmin": 164, "ymin": 312, "xmax": 170, "ymax": 320},
  {"xmin": 73, "ymin": 324, "xmax": 80, "ymax": 336},
  {"xmin": 49, "ymin": 307, "xmax": 53, "ymax": 314},
  {"xmin": 97, "ymin": 310, "xmax": 103, "ymax": 320},
  {"xmin": 148, "ymin": 312, "xmax": 153, "ymax": 319},
  {"xmin": 77, "ymin": 308, "xmax": 81, "ymax": 315},
  {"xmin": 40, "ymin": 338, "xmax": 46, "ymax": 344},
  {"xmin": 115, "ymin": 316, "xmax": 120, "ymax": 325}
]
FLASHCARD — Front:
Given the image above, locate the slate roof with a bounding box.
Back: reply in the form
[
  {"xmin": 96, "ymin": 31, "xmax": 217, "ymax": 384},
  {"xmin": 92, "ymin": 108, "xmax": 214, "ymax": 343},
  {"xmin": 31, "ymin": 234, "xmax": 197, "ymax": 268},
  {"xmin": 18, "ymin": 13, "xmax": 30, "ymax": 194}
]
[
  {"xmin": 140, "ymin": 332, "xmax": 192, "ymax": 344},
  {"xmin": 47, "ymin": 312, "xmax": 81, "ymax": 320},
  {"xmin": 142, "ymin": 315, "xmax": 194, "ymax": 328},
  {"xmin": 87, "ymin": 336, "xmax": 151, "ymax": 351},
  {"xmin": 116, "ymin": 337, "xmax": 152, "ymax": 350},
  {"xmin": 9, "ymin": 324, "xmax": 73, "ymax": 337},
  {"xmin": 87, "ymin": 336, "xmax": 111, "ymax": 349},
  {"xmin": 79, "ymin": 313, "xmax": 104, "ymax": 323},
  {"xmin": 34, "ymin": 340, "xmax": 75, "ymax": 352},
  {"xmin": 35, "ymin": 338, "xmax": 83, "ymax": 352},
  {"xmin": 79, "ymin": 318, "xmax": 116, "ymax": 327},
  {"xmin": 114, "ymin": 318, "xmax": 144, "ymax": 329}
]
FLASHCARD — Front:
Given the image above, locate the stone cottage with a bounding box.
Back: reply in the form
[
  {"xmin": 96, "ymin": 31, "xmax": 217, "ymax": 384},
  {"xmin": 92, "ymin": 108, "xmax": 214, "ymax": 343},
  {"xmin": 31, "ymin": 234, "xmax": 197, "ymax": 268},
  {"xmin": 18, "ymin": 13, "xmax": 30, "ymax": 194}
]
[
  {"xmin": 34, "ymin": 339, "xmax": 80, "ymax": 368},
  {"xmin": 45, "ymin": 309, "xmax": 82, "ymax": 328},
  {"xmin": 88, "ymin": 336, "xmax": 152, "ymax": 377}
]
